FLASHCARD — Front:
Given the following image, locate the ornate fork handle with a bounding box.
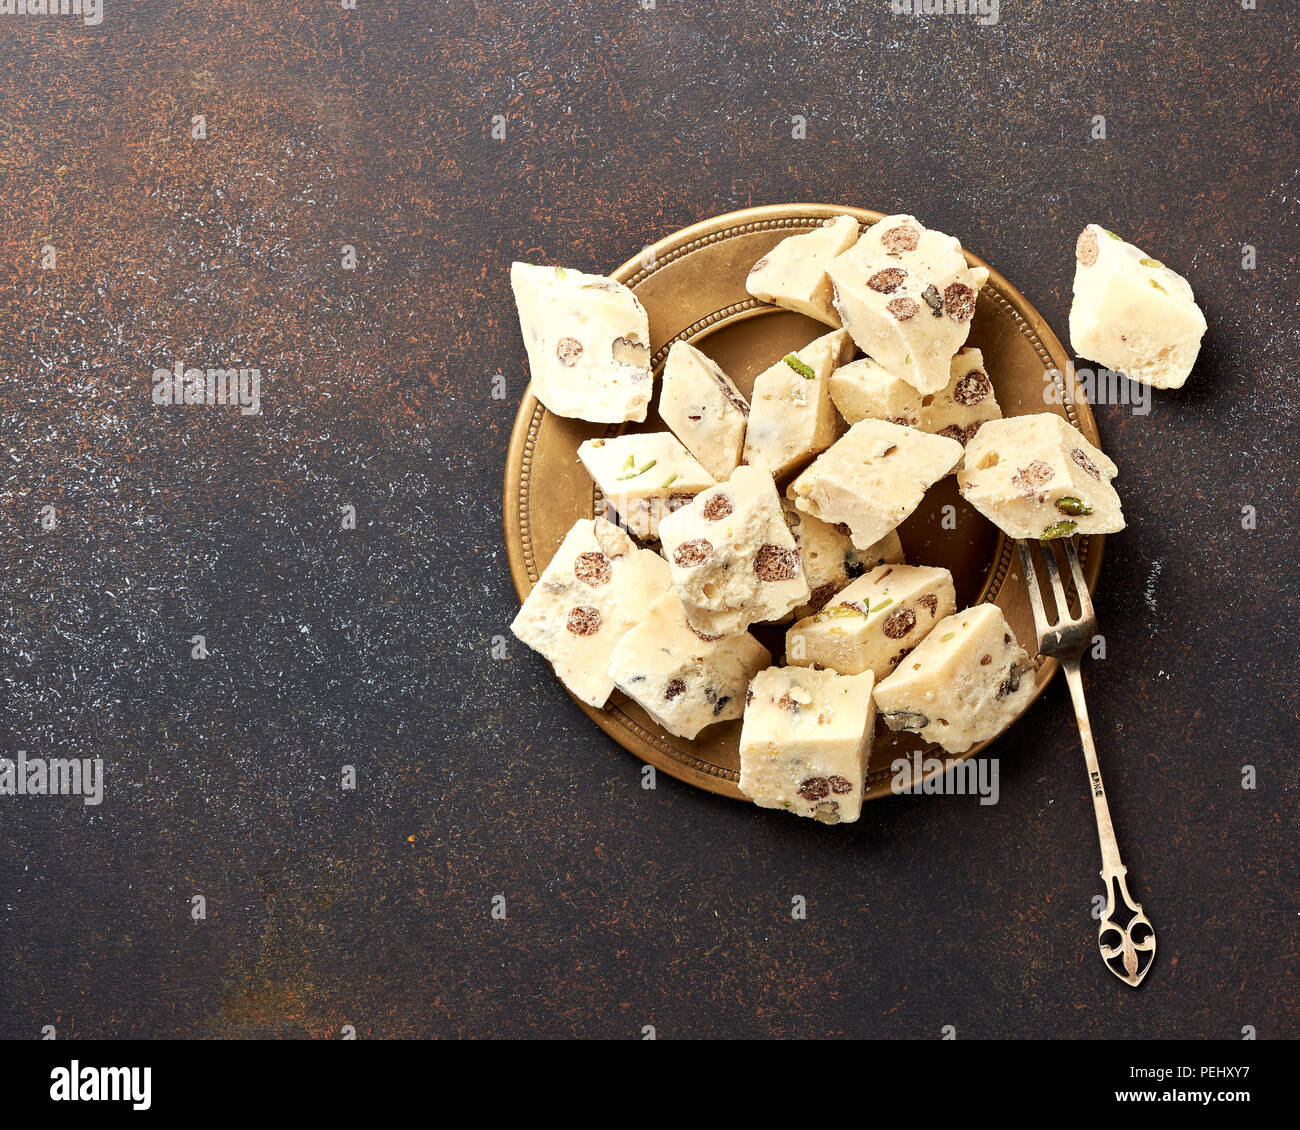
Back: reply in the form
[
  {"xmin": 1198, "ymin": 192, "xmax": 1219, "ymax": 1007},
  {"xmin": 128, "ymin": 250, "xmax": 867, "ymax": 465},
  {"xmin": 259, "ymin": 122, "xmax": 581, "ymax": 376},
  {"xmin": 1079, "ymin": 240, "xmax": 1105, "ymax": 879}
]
[
  {"xmin": 1098, "ymin": 864, "xmax": 1157, "ymax": 984},
  {"xmin": 1061, "ymin": 660, "xmax": 1157, "ymax": 987}
]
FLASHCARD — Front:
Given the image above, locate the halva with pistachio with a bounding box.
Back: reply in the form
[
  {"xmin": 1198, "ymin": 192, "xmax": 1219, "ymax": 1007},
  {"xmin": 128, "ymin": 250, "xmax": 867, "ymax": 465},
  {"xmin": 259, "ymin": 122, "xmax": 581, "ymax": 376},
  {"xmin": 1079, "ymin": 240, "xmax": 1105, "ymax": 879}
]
[
  {"xmin": 956, "ymin": 413, "xmax": 1124, "ymax": 541},
  {"xmin": 786, "ymin": 563, "xmax": 956, "ymax": 678},
  {"xmin": 742, "ymin": 329, "xmax": 855, "ymax": 481},
  {"xmin": 578, "ymin": 432, "xmax": 715, "ymax": 541}
]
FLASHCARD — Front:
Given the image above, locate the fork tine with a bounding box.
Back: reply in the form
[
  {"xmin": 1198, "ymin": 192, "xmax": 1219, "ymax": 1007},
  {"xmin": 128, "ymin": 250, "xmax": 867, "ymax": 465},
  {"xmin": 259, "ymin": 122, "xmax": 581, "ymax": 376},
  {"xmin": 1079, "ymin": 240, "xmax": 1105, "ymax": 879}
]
[
  {"xmin": 1016, "ymin": 540, "xmax": 1051, "ymax": 633},
  {"xmin": 1064, "ymin": 540, "xmax": 1094, "ymax": 621},
  {"xmin": 1039, "ymin": 538, "xmax": 1072, "ymax": 619}
]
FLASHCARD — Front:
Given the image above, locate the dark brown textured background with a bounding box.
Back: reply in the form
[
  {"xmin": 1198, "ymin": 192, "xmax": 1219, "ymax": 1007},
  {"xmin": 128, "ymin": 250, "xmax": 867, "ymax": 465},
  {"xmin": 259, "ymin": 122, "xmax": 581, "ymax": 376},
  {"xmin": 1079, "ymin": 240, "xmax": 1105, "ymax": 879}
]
[{"xmin": 1, "ymin": 0, "xmax": 1297, "ymax": 1039}]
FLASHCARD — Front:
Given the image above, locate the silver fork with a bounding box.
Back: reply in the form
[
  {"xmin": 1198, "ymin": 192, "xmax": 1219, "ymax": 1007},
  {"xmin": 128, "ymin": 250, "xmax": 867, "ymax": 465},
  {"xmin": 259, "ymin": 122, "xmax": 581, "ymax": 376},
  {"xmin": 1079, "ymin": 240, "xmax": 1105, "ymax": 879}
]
[{"xmin": 1017, "ymin": 537, "xmax": 1156, "ymax": 988}]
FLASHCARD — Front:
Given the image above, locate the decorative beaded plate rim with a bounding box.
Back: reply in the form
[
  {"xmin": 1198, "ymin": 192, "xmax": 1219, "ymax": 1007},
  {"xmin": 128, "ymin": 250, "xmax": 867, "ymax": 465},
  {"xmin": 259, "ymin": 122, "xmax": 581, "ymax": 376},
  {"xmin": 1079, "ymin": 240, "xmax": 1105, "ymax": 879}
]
[{"xmin": 503, "ymin": 203, "xmax": 1105, "ymax": 804}]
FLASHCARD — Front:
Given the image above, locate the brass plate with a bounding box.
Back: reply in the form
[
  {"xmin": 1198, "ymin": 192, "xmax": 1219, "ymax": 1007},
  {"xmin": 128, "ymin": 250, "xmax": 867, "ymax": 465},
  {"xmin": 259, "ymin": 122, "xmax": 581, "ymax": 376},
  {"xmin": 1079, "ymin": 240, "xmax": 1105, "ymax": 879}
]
[{"xmin": 503, "ymin": 203, "xmax": 1103, "ymax": 803}]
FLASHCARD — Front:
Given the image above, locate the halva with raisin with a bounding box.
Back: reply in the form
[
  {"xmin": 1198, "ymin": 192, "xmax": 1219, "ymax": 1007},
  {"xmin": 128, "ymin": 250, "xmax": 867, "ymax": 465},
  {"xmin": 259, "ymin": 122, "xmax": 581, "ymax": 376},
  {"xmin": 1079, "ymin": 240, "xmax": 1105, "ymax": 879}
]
[
  {"xmin": 658, "ymin": 465, "xmax": 810, "ymax": 637},
  {"xmin": 829, "ymin": 347, "xmax": 1002, "ymax": 457},
  {"xmin": 511, "ymin": 262, "xmax": 653, "ymax": 422},
  {"xmin": 780, "ymin": 501, "xmax": 906, "ymax": 623},
  {"xmin": 510, "ymin": 518, "xmax": 671, "ymax": 707},
  {"xmin": 739, "ymin": 665, "xmax": 877, "ymax": 825},
  {"xmin": 873, "ymin": 603, "xmax": 1035, "ymax": 754},
  {"xmin": 608, "ymin": 592, "xmax": 771, "ymax": 739},
  {"xmin": 826, "ymin": 214, "xmax": 989, "ymax": 395},
  {"xmin": 786, "ymin": 563, "xmax": 956, "ymax": 678}
]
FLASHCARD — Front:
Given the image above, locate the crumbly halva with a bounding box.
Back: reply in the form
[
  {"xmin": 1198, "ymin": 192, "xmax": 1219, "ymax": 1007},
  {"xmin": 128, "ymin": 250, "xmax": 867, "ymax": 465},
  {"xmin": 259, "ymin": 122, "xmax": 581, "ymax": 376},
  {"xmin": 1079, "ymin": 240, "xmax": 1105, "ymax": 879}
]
[
  {"xmin": 1069, "ymin": 225, "xmax": 1207, "ymax": 390},
  {"xmin": 873, "ymin": 603, "xmax": 1035, "ymax": 754},
  {"xmin": 510, "ymin": 518, "xmax": 671, "ymax": 707},
  {"xmin": 786, "ymin": 563, "xmax": 956, "ymax": 678},
  {"xmin": 658, "ymin": 340, "xmax": 750, "ymax": 481},
  {"xmin": 608, "ymin": 592, "xmax": 771, "ymax": 739},
  {"xmin": 956, "ymin": 413, "xmax": 1124, "ymax": 541},
  {"xmin": 511, "ymin": 262, "xmax": 653, "ymax": 422},
  {"xmin": 788, "ymin": 419, "xmax": 963, "ymax": 550},
  {"xmin": 745, "ymin": 215, "xmax": 861, "ymax": 325},
  {"xmin": 739, "ymin": 665, "xmax": 877, "ymax": 825},
  {"xmin": 828, "ymin": 355, "xmax": 923, "ymax": 428}
]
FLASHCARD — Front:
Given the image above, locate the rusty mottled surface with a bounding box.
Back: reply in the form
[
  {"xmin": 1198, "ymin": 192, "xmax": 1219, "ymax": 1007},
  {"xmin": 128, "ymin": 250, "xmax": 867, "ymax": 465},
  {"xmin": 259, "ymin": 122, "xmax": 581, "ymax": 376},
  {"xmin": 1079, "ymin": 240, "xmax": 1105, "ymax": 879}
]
[{"xmin": 1, "ymin": 1, "xmax": 1297, "ymax": 1039}]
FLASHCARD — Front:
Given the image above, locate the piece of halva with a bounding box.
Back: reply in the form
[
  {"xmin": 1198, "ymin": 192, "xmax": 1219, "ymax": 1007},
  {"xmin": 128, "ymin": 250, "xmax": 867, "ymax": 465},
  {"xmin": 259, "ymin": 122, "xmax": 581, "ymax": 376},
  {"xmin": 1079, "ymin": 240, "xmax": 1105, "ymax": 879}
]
[
  {"xmin": 788, "ymin": 419, "xmax": 963, "ymax": 550},
  {"xmin": 956, "ymin": 413, "xmax": 1124, "ymax": 541},
  {"xmin": 828, "ymin": 355, "xmax": 923, "ymax": 428},
  {"xmin": 658, "ymin": 340, "xmax": 750, "ymax": 481},
  {"xmin": 829, "ymin": 347, "xmax": 1002, "ymax": 455},
  {"xmin": 1069, "ymin": 225, "xmax": 1207, "ymax": 390},
  {"xmin": 578, "ymin": 432, "xmax": 715, "ymax": 541},
  {"xmin": 780, "ymin": 501, "xmax": 906, "ymax": 622},
  {"xmin": 826, "ymin": 215, "xmax": 989, "ymax": 394},
  {"xmin": 608, "ymin": 592, "xmax": 771, "ymax": 739},
  {"xmin": 743, "ymin": 329, "xmax": 855, "ymax": 481},
  {"xmin": 658, "ymin": 465, "xmax": 810, "ymax": 636},
  {"xmin": 745, "ymin": 214, "xmax": 861, "ymax": 325},
  {"xmin": 511, "ymin": 262, "xmax": 653, "ymax": 422},
  {"xmin": 738, "ymin": 665, "xmax": 877, "ymax": 825},
  {"xmin": 510, "ymin": 518, "xmax": 671, "ymax": 708},
  {"xmin": 922, "ymin": 348, "xmax": 1003, "ymax": 448},
  {"xmin": 873, "ymin": 603, "xmax": 1035, "ymax": 754},
  {"xmin": 786, "ymin": 563, "xmax": 956, "ymax": 678}
]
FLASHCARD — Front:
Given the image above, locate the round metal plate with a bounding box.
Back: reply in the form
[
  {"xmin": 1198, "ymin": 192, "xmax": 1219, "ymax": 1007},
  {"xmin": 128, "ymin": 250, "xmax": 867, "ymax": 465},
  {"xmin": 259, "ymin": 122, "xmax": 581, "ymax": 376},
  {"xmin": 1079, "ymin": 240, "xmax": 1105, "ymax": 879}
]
[{"xmin": 503, "ymin": 203, "xmax": 1103, "ymax": 803}]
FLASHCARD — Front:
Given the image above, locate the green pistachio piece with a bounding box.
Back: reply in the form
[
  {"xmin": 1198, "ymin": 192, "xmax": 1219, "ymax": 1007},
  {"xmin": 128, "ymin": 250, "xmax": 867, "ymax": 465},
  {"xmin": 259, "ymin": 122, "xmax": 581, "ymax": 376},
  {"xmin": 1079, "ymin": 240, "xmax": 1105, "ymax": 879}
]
[
  {"xmin": 1055, "ymin": 497, "xmax": 1093, "ymax": 516},
  {"xmin": 783, "ymin": 353, "xmax": 816, "ymax": 380},
  {"xmin": 661, "ymin": 472, "xmax": 679, "ymax": 488},
  {"xmin": 616, "ymin": 458, "xmax": 658, "ymax": 481},
  {"xmin": 1139, "ymin": 257, "xmax": 1164, "ymax": 269},
  {"xmin": 1039, "ymin": 520, "xmax": 1078, "ymax": 541},
  {"xmin": 1101, "ymin": 228, "xmax": 1121, "ymax": 241}
]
